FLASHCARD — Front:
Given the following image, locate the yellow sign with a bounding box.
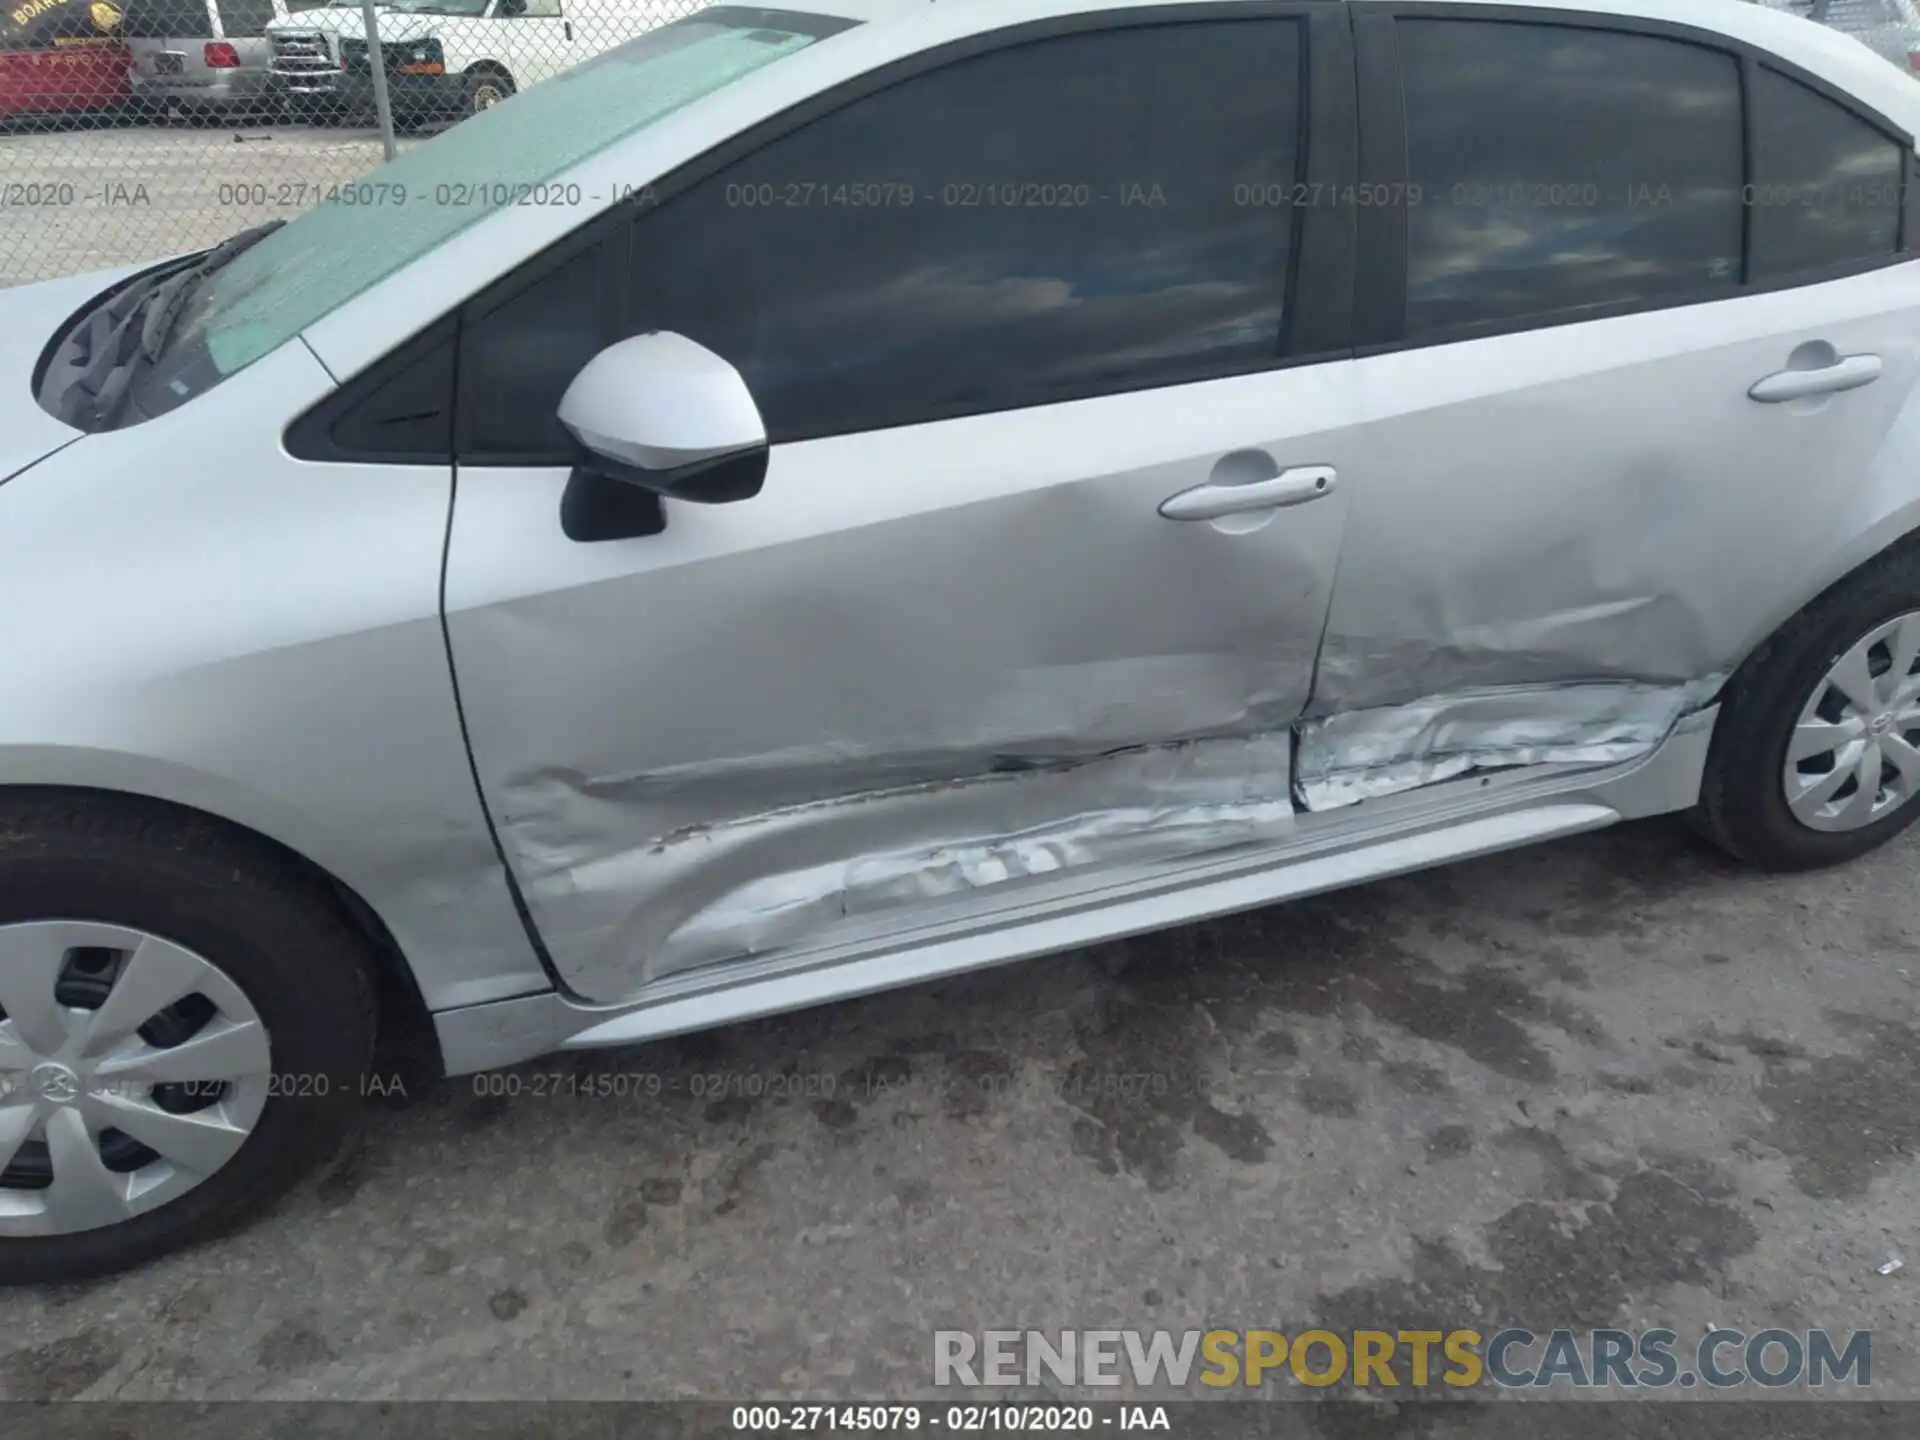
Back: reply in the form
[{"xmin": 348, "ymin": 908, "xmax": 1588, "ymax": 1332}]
[
  {"xmin": 7, "ymin": 0, "xmax": 122, "ymax": 32},
  {"xmin": 8, "ymin": 0, "xmax": 63, "ymax": 31}
]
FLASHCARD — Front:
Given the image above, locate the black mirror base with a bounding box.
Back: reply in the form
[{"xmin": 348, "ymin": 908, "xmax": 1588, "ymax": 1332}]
[{"xmin": 560, "ymin": 468, "xmax": 667, "ymax": 542}]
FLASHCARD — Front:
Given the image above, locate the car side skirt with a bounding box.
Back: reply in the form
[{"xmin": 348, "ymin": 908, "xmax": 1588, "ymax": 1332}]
[{"xmin": 431, "ymin": 705, "xmax": 1718, "ymax": 1076}]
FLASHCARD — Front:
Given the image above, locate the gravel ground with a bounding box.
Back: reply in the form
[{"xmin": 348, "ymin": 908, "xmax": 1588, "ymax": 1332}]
[{"xmin": 0, "ymin": 816, "xmax": 1914, "ymax": 1408}]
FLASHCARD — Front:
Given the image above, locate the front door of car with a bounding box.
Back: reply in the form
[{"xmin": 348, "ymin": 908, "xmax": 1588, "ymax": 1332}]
[
  {"xmin": 442, "ymin": 6, "xmax": 1366, "ymax": 1003},
  {"xmin": 1296, "ymin": 10, "xmax": 1920, "ymax": 809}
]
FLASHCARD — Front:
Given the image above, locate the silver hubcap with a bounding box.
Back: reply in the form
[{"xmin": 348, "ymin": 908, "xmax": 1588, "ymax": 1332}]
[
  {"xmin": 0, "ymin": 922, "xmax": 270, "ymax": 1236},
  {"xmin": 1784, "ymin": 611, "xmax": 1920, "ymax": 832},
  {"xmin": 474, "ymin": 84, "xmax": 504, "ymax": 109}
]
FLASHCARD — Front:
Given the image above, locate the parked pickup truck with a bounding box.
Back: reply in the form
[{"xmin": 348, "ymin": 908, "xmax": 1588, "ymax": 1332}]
[{"xmin": 265, "ymin": 0, "xmax": 585, "ymax": 123}]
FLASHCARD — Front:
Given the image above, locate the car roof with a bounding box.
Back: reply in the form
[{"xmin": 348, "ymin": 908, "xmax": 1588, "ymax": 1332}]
[{"xmin": 804, "ymin": 0, "xmax": 1920, "ymax": 132}]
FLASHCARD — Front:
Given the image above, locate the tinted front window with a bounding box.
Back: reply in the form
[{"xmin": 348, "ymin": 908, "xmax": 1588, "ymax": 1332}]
[
  {"xmin": 122, "ymin": 0, "xmax": 214, "ymax": 38},
  {"xmin": 1750, "ymin": 66, "xmax": 1904, "ymax": 277},
  {"xmin": 1399, "ymin": 21, "xmax": 1743, "ymax": 335},
  {"xmin": 626, "ymin": 20, "xmax": 1303, "ymax": 441},
  {"xmin": 466, "ymin": 249, "xmax": 605, "ymax": 456}
]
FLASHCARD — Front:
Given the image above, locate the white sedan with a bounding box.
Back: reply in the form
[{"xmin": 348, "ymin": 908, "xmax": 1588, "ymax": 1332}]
[{"xmin": 2, "ymin": 0, "xmax": 1920, "ymax": 1279}]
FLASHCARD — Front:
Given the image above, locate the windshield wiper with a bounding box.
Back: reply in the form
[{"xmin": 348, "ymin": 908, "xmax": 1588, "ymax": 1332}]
[
  {"xmin": 138, "ymin": 219, "xmax": 285, "ymax": 365},
  {"xmin": 45, "ymin": 220, "xmax": 285, "ymax": 430}
]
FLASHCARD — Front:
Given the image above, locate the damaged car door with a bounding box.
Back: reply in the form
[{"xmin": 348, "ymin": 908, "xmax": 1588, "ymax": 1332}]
[
  {"xmin": 1298, "ymin": 10, "xmax": 1920, "ymax": 809},
  {"xmin": 442, "ymin": 7, "xmax": 1364, "ymax": 1002}
]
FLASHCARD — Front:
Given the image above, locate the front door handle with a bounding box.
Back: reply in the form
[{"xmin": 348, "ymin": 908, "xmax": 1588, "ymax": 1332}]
[
  {"xmin": 1748, "ymin": 353, "xmax": 1882, "ymax": 404},
  {"xmin": 1159, "ymin": 464, "xmax": 1336, "ymax": 522}
]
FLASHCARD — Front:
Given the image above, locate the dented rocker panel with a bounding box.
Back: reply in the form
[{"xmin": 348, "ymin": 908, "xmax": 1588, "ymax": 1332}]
[
  {"xmin": 1295, "ymin": 677, "xmax": 1726, "ymax": 811},
  {"xmin": 554, "ymin": 733, "xmax": 1300, "ymax": 987},
  {"xmin": 431, "ymin": 706, "xmax": 1719, "ymax": 1075}
]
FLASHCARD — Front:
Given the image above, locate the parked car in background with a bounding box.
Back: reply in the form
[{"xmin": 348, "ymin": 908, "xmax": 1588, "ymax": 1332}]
[
  {"xmin": 123, "ymin": 0, "xmax": 288, "ymax": 120},
  {"xmin": 0, "ymin": 0, "xmax": 131, "ymax": 124},
  {"xmin": 1756, "ymin": 0, "xmax": 1920, "ymax": 73},
  {"xmin": 265, "ymin": 0, "xmax": 590, "ymax": 124}
]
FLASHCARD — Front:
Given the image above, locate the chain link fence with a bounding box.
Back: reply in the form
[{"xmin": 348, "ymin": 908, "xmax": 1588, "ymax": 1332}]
[{"xmin": 0, "ymin": 0, "xmax": 698, "ymax": 286}]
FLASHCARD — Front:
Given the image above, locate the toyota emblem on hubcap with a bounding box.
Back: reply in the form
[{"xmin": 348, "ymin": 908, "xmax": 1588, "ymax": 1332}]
[{"xmin": 30, "ymin": 1063, "xmax": 80, "ymax": 1104}]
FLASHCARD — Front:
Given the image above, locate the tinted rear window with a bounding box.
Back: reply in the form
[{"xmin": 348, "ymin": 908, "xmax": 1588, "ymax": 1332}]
[
  {"xmin": 216, "ymin": 0, "xmax": 279, "ymax": 36},
  {"xmin": 1398, "ymin": 20, "xmax": 1744, "ymax": 334},
  {"xmin": 1749, "ymin": 65, "xmax": 1904, "ymax": 277},
  {"xmin": 122, "ymin": 0, "xmax": 215, "ymax": 37}
]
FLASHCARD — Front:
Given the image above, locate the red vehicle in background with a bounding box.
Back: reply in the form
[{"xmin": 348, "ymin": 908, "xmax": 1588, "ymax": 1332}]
[{"xmin": 0, "ymin": 0, "xmax": 131, "ymax": 120}]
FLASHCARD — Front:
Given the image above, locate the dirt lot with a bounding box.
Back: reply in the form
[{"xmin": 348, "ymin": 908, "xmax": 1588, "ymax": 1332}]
[{"xmin": 0, "ymin": 816, "xmax": 1913, "ymax": 1408}]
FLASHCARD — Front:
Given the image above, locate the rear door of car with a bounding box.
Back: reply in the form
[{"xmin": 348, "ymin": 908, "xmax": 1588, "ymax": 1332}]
[
  {"xmin": 441, "ymin": 2, "xmax": 1369, "ymax": 1004},
  {"xmin": 1298, "ymin": 4, "xmax": 1920, "ymax": 809}
]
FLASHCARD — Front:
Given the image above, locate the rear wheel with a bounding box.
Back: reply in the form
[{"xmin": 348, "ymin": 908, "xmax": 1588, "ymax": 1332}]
[
  {"xmin": 1697, "ymin": 543, "xmax": 1920, "ymax": 871},
  {"xmin": 0, "ymin": 795, "xmax": 376, "ymax": 1284},
  {"xmin": 463, "ymin": 66, "xmax": 514, "ymax": 117}
]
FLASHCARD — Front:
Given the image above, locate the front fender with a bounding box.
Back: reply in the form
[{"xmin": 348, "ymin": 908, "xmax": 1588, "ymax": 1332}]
[{"xmin": 0, "ymin": 340, "xmax": 548, "ymax": 1012}]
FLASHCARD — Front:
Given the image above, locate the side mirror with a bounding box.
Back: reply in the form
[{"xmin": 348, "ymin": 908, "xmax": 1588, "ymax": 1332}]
[{"xmin": 556, "ymin": 332, "xmax": 768, "ymax": 542}]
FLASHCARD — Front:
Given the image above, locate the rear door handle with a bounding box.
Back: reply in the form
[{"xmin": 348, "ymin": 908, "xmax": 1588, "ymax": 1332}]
[
  {"xmin": 1748, "ymin": 353, "xmax": 1882, "ymax": 404},
  {"xmin": 1159, "ymin": 464, "xmax": 1337, "ymax": 522}
]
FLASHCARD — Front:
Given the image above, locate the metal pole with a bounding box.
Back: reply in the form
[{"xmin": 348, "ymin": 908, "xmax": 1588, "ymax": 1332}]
[{"xmin": 360, "ymin": 0, "xmax": 398, "ymax": 162}]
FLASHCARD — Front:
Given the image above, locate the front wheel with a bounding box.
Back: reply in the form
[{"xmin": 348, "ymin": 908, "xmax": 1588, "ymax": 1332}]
[
  {"xmin": 0, "ymin": 795, "xmax": 376, "ymax": 1284},
  {"xmin": 1697, "ymin": 542, "xmax": 1920, "ymax": 871}
]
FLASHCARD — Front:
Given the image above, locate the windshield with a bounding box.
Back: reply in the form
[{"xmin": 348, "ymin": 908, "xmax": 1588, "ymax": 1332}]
[{"xmin": 143, "ymin": 7, "xmax": 849, "ymax": 403}]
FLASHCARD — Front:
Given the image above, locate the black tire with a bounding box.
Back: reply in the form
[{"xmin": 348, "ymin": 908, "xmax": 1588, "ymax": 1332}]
[
  {"xmin": 1697, "ymin": 537, "xmax": 1920, "ymax": 872},
  {"xmin": 0, "ymin": 793, "xmax": 376, "ymax": 1285},
  {"xmin": 463, "ymin": 67, "xmax": 514, "ymax": 117}
]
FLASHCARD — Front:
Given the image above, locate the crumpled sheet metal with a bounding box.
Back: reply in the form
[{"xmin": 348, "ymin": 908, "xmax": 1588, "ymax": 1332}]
[
  {"xmin": 1294, "ymin": 677, "xmax": 1725, "ymax": 811},
  {"xmin": 505, "ymin": 671, "xmax": 1727, "ymax": 988},
  {"xmin": 508, "ymin": 733, "xmax": 1297, "ymax": 990},
  {"xmin": 1308, "ymin": 602, "xmax": 1717, "ymax": 716}
]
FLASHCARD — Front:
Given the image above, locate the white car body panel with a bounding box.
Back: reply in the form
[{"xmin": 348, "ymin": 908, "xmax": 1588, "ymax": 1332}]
[
  {"xmin": 0, "ymin": 339, "xmax": 547, "ymax": 1008},
  {"xmin": 0, "ymin": 269, "xmax": 117, "ymax": 485}
]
